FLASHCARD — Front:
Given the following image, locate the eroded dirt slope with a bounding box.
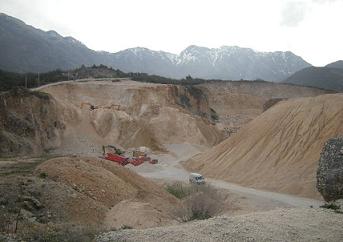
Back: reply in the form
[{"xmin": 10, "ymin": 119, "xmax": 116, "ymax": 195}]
[
  {"xmin": 35, "ymin": 156, "xmax": 180, "ymax": 229},
  {"xmin": 37, "ymin": 80, "xmax": 222, "ymax": 155},
  {"xmin": 0, "ymin": 156, "xmax": 181, "ymax": 240},
  {"xmin": 196, "ymin": 81, "xmax": 332, "ymax": 136},
  {"xmin": 0, "ymin": 88, "xmax": 64, "ymax": 156},
  {"xmin": 185, "ymin": 94, "xmax": 343, "ymax": 199},
  {"xmin": 1, "ymin": 80, "xmax": 330, "ymax": 157}
]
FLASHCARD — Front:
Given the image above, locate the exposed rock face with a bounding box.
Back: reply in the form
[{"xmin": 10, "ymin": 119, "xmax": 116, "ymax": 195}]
[
  {"xmin": 317, "ymin": 137, "xmax": 343, "ymax": 201},
  {"xmin": 37, "ymin": 81, "xmax": 223, "ymax": 154},
  {"xmin": 0, "ymin": 88, "xmax": 65, "ymax": 156},
  {"xmin": 172, "ymin": 85, "xmax": 217, "ymax": 123}
]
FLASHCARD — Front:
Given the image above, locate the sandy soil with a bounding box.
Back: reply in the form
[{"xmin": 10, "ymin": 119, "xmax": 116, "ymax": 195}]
[
  {"xmin": 35, "ymin": 156, "xmax": 180, "ymax": 229},
  {"xmin": 185, "ymin": 94, "xmax": 343, "ymax": 199},
  {"xmin": 129, "ymin": 143, "xmax": 323, "ymax": 215},
  {"xmin": 129, "ymin": 143, "xmax": 206, "ymax": 182}
]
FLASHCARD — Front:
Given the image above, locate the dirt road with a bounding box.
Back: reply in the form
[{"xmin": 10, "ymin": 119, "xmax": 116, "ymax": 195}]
[
  {"xmin": 209, "ymin": 179, "xmax": 322, "ymax": 208},
  {"xmin": 129, "ymin": 143, "xmax": 323, "ymax": 210}
]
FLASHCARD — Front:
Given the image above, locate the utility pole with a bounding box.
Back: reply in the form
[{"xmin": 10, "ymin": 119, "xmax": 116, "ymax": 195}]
[
  {"xmin": 25, "ymin": 75, "xmax": 27, "ymax": 88},
  {"xmin": 37, "ymin": 72, "xmax": 40, "ymax": 87}
]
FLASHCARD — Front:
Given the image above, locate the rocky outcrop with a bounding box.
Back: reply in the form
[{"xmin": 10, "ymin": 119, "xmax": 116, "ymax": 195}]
[
  {"xmin": 0, "ymin": 88, "xmax": 65, "ymax": 156},
  {"xmin": 172, "ymin": 85, "xmax": 218, "ymax": 123},
  {"xmin": 317, "ymin": 137, "xmax": 343, "ymax": 201}
]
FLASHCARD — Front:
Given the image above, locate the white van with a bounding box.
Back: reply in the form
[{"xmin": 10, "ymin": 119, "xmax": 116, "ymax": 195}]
[{"xmin": 189, "ymin": 173, "xmax": 205, "ymax": 185}]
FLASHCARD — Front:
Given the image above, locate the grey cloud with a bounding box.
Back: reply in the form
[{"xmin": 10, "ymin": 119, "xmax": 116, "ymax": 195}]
[{"xmin": 280, "ymin": 1, "xmax": 308, "ymax": 27}]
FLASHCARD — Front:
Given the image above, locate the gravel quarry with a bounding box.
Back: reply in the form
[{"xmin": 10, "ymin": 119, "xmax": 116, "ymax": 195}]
[
  {"xmin": 1, "ymin": 79, "xmax": 342, "ymax": 241},
  {"xmin": 1, "ymin": 2, "xmax": 343, "ymax": 240},
  {"xmin": 130, "ymin": 143, "xmax": 323, "ymax": 211}
]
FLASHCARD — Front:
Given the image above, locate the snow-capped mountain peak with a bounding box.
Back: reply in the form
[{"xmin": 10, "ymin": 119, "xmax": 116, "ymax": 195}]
[{"xmin": 110, "ymin": 45, "xmax": 310, "ymax": 81}]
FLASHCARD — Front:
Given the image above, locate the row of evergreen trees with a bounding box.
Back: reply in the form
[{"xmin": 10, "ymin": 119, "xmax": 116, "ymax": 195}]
[{"xmin": 0, "ymin": 64, "xmax": 264, "ymax": 92}]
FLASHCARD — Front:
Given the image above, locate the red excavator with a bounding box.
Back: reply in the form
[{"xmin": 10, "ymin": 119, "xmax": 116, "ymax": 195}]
[
  {"xmin": 102, "ymin": 145, "xmax": 157, "ymax": 166},
  {"xmin": 102, "ymin": 145, "xmax": 129, "ymax": 166}
]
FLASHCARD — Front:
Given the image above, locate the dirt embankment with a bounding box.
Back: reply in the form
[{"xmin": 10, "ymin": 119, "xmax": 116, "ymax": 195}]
[
  {"xmin": 37, "ymin": 80, "xmax": 222, "ymax": 155},
  {"xmin": 0, "ymin": 156, "xmax": 180, "ymax": 239},
  {"xmin": 184, "ymin": 94, "xmax": 343, "ymax": 199},
  {"xmin": 196, "ymin": 81, "xmax": 332, "ymax": 136},
  {"xmin": 0, "ymin": 80, "xmax": 328, "ymax": 157},
  {"xmin": 0, "ymin": 88, "xmax": 64, "ymax": 156},
  {"xmin": 0, "ymin": 80, "xmax": 223, "ymax": 157},
  {"xmin": 35, "ymin": 157, "xmax": 180, "ymax": 229}
]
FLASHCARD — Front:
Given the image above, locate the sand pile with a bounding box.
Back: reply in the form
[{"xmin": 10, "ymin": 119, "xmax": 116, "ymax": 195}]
[
  {"xmin": 37, "ymin": 80, "xmax": 221, "ymax": 155},
  {"xmin": 184, "ymin": 94, "xmax": 343, "ymax": 199},
  {"xmin": 35, "ymin": 156, "xmax": 179, "ymax": 229}
]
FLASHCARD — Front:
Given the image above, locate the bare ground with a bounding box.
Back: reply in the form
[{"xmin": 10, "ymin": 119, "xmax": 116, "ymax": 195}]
[
  {"xmin": 129, "ymin": 143, "xmax": 323, "ymax": 214},
  {"xmin": 97, "ymin": 208, "xmax": 343, "ymax": 242}
]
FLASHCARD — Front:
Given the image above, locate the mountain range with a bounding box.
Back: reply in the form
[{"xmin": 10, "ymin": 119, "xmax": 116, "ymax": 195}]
[
  {"xmin": 0, "ymin": 13, "xmax": 311, "ymax": 81},
  {"xmin": 285, "ymin": 66, "xmax": 343, "ymax": 91},
  {"xmin": 326, "ymin": 60, "xmax": 343, "ymax": 69}
]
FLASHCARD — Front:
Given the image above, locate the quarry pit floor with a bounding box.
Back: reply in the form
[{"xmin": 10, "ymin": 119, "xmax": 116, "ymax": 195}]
[{"xmin": 128, "ymin": 143, "xmax": 323, "ymax": 214}]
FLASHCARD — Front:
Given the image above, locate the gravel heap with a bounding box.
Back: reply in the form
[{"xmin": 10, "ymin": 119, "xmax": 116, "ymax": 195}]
[{"xmin": 97, "ymin": 208, "xmax": 343, "ymax": 242}]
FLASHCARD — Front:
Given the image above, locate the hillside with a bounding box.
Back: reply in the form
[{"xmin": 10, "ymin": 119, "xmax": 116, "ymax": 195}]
[
  {"xmin": 1, "ymin": 78, "xmax": 331, "ymax": 157},
  {"xmin": 39, "ymin": 80, "xmax": 222, "ymax": 154},
  {"xmin": 35, "ymin": 157, "xmax": 179, "ymax": 229},
  {"xmin": 184, "ymin": 94, "xmax": 343, "ymax": 199},
  {"xmin": 326, "ymin": 60, "xmax": 343, "ymax": 69},
  {"xmin": 0, "ymin": 79, "xmax": 224, "ymax": 157},
  {"xmin": 0, "ymin": 13, "xmax": 310, "ymax": 81},
  {"xmin": 0, "ymin": 13, "xmax": 112, "ymax": 73},
  {"xmin": 195, "ymin": 81, "xmax": 331, "ymax": 136},
  {"xmin": 0, "ymin": 88, "xmax": 64, "ymax": 155},
  {"xmin": 284, "ymin": 66, "xmax": 343, "ymax": 91},
  {"xmin": 0, "ymin": 156, "xmax": 180, "ymax": 241}
]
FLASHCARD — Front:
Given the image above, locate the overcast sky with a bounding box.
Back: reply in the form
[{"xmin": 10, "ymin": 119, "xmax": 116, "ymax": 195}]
[{"xmin": 0, "ymin": 0, "xmax": 342, "ymax": 66}]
